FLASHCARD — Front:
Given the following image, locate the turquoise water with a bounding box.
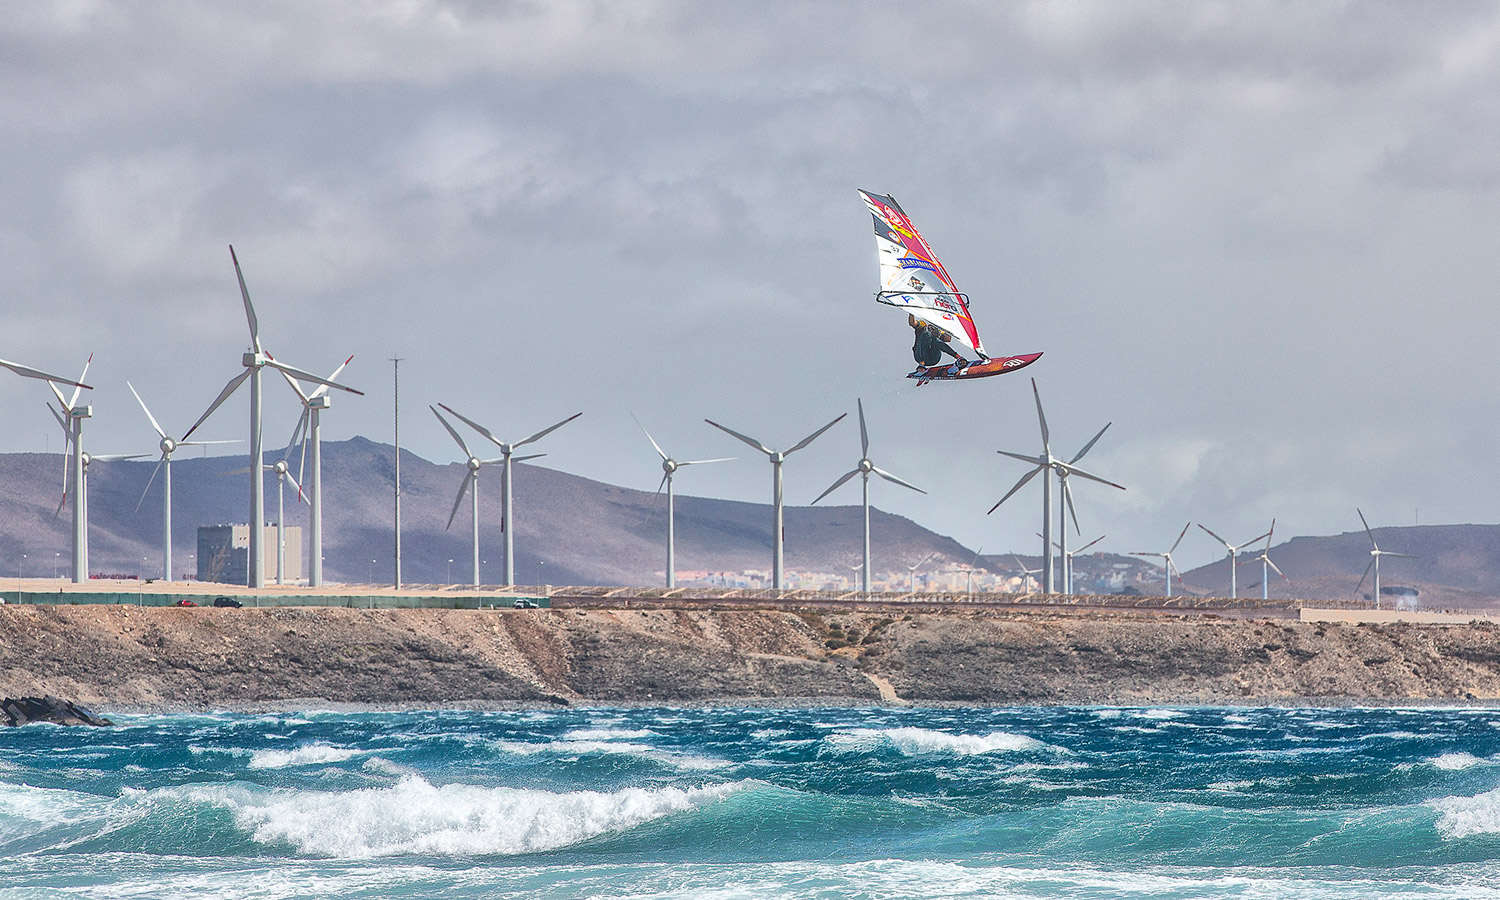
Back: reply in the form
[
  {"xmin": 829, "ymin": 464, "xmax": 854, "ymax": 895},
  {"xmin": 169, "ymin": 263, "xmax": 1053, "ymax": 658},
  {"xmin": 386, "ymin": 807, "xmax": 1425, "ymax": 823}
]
[{"xmin": 4, "ymin": 706, "xmax": 1500, "ymax": 898}]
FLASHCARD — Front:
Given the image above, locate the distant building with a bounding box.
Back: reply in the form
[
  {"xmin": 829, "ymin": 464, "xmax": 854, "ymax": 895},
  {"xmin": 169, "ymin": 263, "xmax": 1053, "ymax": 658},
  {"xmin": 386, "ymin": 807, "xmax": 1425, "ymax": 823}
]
[{"xmin": 196, "ymin": 524, "xmax": 303, "ymax": 585}]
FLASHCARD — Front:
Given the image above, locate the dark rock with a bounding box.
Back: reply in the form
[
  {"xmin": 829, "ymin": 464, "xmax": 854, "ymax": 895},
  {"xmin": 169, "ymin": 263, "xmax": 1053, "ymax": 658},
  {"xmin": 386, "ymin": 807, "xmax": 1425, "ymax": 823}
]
[{"xmin": 1, "ymin": 695, "xmax": 113, "ymax": 727}]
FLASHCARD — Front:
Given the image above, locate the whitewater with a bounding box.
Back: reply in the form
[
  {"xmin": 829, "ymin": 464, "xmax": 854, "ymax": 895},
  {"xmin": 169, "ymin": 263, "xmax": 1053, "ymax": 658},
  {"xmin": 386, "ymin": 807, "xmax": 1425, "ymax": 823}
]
[{"xmin": 5, "ymin": 706, "xmax": 1500, "ymax": 898}]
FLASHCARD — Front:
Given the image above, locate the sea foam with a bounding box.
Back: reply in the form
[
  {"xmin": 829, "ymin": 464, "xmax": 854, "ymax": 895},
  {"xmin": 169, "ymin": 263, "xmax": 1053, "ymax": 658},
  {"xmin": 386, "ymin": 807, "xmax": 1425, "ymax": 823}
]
[
  {"xmin": 827, "ymin": 727, "xmax": 1047, "ymax": 756},
  {"xmin": 247, "ymin": 743, "xmax": 363, "ymax": 769},
  {"xmin": 1432, "ymin": 786, "xmax": 1500, "ymax": 839},
  {"xmin": 210, "ymin": 775, "xmax": 740, "ymax": 857}
]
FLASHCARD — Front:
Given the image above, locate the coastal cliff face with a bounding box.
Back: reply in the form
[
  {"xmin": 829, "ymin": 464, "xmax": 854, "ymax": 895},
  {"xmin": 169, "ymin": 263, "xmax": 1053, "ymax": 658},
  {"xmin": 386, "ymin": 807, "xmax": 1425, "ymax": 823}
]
[{"xmin": 3, "ymin": 605, "xmax": 1500, "ymax": 709}]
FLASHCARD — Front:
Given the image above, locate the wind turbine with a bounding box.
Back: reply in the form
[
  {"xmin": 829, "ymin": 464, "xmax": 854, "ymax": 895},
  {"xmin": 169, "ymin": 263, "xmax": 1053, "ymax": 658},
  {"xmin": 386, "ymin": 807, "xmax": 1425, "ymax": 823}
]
[
  {"xmin": 46, "ymin": 360, "xmax": 146, "ymax": 582},
  {"xmin": 277, "ymin": 355, "xmax": 357, "ymax": 587},
  {"xmin": 810, "ymin": 400, "xmax": 924, "ymax": 593},
  {"xmin": 1012, "ymin": 555, "xmax": 1041, "ymax": 595},
  {"xmin": 905, "ymin": 552, "xmax": 935, "ymax": 594},
  {"xmin": 1239, "ymin": 519, "xmax": 1291, "ymax": 601},
  {"xmin": 964, "ymin": 546, "xmax": 986, "ymax": 598},
  {"xmin": 181, "ymin": 246, "xmax": 363, "ymax": 587},
  {"xmin": 437, "ymin": 403, "xmax": 581, "ymax": 586},
  {"xmin": 989, "ymin": 379, "xmax": 1123, "ymax": 594},
  {"xmin": 1131, "ymin": 522, "xmax": 1191, "ymax": 598},
  {"xmin": 128, "ymin": 382, "xmax": 236, "ymax": 581},
  {"xmin": 1355, "ymin": 509, "xmax": 1415, "ymax": 609},
  {"xmin": 706, "ymin": 412, "xmax": 846, "ymax": 590},
  {"xmin": 216, "ymin": 456, "xmax": 307, "ymax": 585},
  {"xmin": 1197, "ymin": 524, "xmax": 1272, "ymax": 599},
  {"xmin": 1043, "ymin": 533, "xmax": 1105, "ymax": 595},
  {"xmin": 636, "ymin": 419, "xmax": 731, "ymax": 589}
]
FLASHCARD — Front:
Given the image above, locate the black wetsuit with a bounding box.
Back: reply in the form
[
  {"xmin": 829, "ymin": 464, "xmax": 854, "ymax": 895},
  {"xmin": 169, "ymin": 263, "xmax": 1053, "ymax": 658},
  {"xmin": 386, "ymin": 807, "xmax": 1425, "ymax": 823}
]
[{"xmin": 913, "ymin": 326, "xmax": 962, "ymax": 367}]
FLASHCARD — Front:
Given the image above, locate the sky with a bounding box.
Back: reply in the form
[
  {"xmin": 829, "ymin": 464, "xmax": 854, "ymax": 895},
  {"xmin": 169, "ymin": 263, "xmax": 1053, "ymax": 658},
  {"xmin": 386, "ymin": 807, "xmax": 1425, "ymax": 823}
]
[{"xmin": 3, "ymin": 0, "xmax": 1500, "ymax": 573}]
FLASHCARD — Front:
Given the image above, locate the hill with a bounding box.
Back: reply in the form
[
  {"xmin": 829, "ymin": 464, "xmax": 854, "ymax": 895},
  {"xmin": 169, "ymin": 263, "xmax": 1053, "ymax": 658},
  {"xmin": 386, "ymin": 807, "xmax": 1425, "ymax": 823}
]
[{"xmin": 0, "ymin": 438, "xmax": 975, "ymax": 586}]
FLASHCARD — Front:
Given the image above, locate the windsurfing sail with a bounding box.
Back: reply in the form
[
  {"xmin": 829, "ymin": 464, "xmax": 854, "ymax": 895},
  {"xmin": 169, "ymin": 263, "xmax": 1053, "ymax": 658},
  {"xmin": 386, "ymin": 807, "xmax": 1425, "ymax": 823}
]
[{"xmin": 859, "ymin": 190, "xmax": 987, "ymax": 360}]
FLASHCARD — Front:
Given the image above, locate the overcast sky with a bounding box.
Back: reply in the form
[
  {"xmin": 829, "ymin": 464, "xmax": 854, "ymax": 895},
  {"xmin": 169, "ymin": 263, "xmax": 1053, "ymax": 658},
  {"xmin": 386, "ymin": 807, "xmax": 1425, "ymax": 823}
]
[{"xmin": 4, "ymin": 1, "xmax": 1499, "ymax": 572}]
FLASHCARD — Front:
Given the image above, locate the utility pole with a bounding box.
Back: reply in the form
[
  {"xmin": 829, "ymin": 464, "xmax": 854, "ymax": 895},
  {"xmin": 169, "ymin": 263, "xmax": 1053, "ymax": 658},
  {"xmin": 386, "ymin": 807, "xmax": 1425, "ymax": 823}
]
[{"xmin": 392, "ymin": 357, "xmax": 403, "ymax": 589}]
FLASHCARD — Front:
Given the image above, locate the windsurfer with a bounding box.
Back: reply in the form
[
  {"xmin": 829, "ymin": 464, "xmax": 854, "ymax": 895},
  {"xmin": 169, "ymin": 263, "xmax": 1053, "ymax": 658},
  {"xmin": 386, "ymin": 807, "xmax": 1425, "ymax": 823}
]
[{"xmin": 910, "ymin": 315, "xmax": 966, "ymax": 368}]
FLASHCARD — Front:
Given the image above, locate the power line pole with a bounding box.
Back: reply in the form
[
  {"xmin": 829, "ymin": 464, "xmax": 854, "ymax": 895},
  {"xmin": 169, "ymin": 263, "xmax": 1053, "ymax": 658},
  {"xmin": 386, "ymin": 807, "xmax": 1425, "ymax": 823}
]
[{"xmin": 392, "ymin": 357, "xmax": 403, "ymax": 589}]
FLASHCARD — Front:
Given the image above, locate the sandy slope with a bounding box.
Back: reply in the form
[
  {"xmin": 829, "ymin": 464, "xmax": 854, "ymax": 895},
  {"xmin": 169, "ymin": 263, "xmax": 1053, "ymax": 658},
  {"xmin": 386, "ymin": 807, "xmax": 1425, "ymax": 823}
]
[{"xmin": 4, "ymin": 605, "xmax": 1500, "ymax": 709}]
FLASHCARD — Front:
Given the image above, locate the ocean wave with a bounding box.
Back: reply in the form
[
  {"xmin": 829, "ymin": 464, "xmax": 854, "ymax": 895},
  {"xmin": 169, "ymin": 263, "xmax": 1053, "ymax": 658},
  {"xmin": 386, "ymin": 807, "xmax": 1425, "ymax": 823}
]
[
  {"xmin": 825, "ymin": 727, "xmax": 1052, "ymax": 756},
  {"xmin": 489, "ymin": 737, "xmax": 727, "ymax": 771},
  {"xmin": 247, "ymin": 743, "xmax": 364, "ymax": 769},
  {"xmin": 202, "ymin": 775, "xmax": 742, "ymax": 857},
  {"xmin": 1430, "ymin": 752, "xmax": 1491, "ymax": 771},
  {"xmin": 1432, "ymin": 786, "xmax": 1500, "ymax": 839},
  {"xmin": 562, "ymin": 727, "xmax": 655, "ymax": 740}
]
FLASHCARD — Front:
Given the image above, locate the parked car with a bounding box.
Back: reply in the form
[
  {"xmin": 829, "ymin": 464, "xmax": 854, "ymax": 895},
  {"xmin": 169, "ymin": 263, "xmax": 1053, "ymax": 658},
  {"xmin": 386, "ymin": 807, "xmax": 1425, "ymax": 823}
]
[
  {"xmin": 174, "ymin": 599, "xmax": 198, "ymax": 607},
  {"xmin": 513, "ymin": 598, "xmax": 539, "ymax": 609},
  {"xmin": 212, "ymin": 597, "xmax": 242, "ymax": 608}
]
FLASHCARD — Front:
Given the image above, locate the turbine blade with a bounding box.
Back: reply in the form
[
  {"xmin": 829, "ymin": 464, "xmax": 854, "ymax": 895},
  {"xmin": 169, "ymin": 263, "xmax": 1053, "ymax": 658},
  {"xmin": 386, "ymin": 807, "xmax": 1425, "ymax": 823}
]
[
  {"xmin": 1267, "ymin": 557, "xmax": 1291, "ymax": 583},
  {"xmin": 439, "ymin": 403, "xmax": 504, "ymax": 448},
  {"xmin": 135, "ymin": 457, "xmax": 165, "ymax": 513},
  {"xmin": 47, "ymin": 401, "xmax": 68, "ymax": 435},
  {"xmin": 987, "ymin": 464, "xmax": 1044, "ymax": 514},
  {"xmin": 263, "ymin": 359, "xmax": 362, "ymax": 395},
  {"xmin": 1056, "ymin": 463, "xmax": 1126, "ymax": 491},
  {"xmin": 515, "ymin": 412, "xmax": 582, "ymax": 449},
  {"xmin": 1383, "ymin": 552, "xmax": 1418, "ymax": 559},
  {"xmin": 181, "ymin": 369, "xmax": 252, "ymax": 441},
  {"xmin": 511, "ymin": 453, "xmax": 546, "ymax": 463},
  {"xmin": 67, "ymin": 353, "xmax": 93, "ymax": 410},
  {"xmin": 1069, "ymin": 422, "xmax": 1111, "ymax": 464},
  {"xmin": 871, "ymin": 465, "xmax": 925, "ymax": 494},
  {"xmin": 430, "ymin": 405, "xmax": 474, "ymax": 459},
  {"xmin": 283, "ymin": 408, "xmax": 310, "ymax": 469},
  {"xmin": 1235, "ymin": 531, "xmax": 1272, "ymax": 552},
  {"xmin": 811, "ymin": 469, "xmax": 860, "ymax": 505},
  {"xmin": 230, "ymin": 245, "xmax": 260, "ymax": 353},
  {"xmin": 1355, "ymin": 557, "xmax": 1375, "ymax": 597},
  {"xmin": 1266, "ymin": 517, "xmax": 1277, "ymax": 549},
  {"xmin": 656, "ymin": 472, "xmax": 668, "ymax": 495},
  {"xmin": 179, "ymin": 439, "xmax": 240, "ymax": 446},
  {"xmin": 857, "ymin": 398, "xmax": 869, "ymax": 457},
  {"xmin": 1358, "ymin": 508, "xmax": 1378, "ymax": 551},
  {"xmin": 87, "ymin": 453, "xmax": 148, "ymax": 463},
  {"xmin": 1198, "ymin": 524, "xmax": 1230, "ymax": 548},
  {"xmin": 1030, "ymin": 378, "xmax": 1050, "ymax": 455},
  {"xmin": 0, "ymin": 357, "xmax": 88, "ymax": 388},
  {"xmin": 678, "ymin": 457, "xmax": 734, "ymax": 466},
  {"xmin": 1064, "ymin": 480, "xmax": 1080, "ymax": 534},
  {"xmin": 307, "ymin": 355, "xmax": 354, "ymax": 400},
  {"xmin": 1077, "ymin": 535, "xmax": 1105, "ymax": 553},
  {"xmin": 446, "ymin": 470, "xmax": 475, "ymax": 530},
  {"xmin": 283, "ymin": 471, "xmax": 305, "ymax": 503},
  {"xmin": 126, "ymin": 381, "xmax": 168, "ymax": 439},
  {"xmin": 47, "ymin": 378, "xmax": 68, "ymax": 411},
  {"xmin": 786, "ymin": 412, "xmax": 847, "ymax": 455},
  {"xmin": 633, "ymin": 414, "xmax": 668, "ymax": 462},
  {"xmin": 705, "ymin": 419, "xmax": 773, "ymax": 456},
  {"xmin": 277, "ymin": 365, "xmax": 312, "ymax": 403},
  {"xmin": 997, "ymin": 449, "xmax": 1046, "ymax": 466},
  {"xmin": 1169, "ymin": 521, "xmax": 1191, "ymax": 554}
]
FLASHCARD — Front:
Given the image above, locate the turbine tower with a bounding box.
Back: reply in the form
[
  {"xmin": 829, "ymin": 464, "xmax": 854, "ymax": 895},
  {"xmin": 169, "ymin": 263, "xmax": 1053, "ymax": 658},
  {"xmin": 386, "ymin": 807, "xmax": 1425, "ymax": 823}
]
[
  {"xmin": 989, "ymin": 379, "xmax": 1122, "ymax": 594},
  {"xmin": 47, "ymin": 361, "xmax": 145, "ymax": 582},
  {"xmin": 1130, "ymin": 522, "xmax": 1191, "ymax": 598},
  {"xmin": 1355, "ymin": 508, "xmax": 1415, "ymax": 609},
  {"xmin": 637, "ymin": 419, "xmax": 731, "ymax": 589},
  {"xmin": 1011, "ymin": 555, "xmax": 1041, "ymax": 595},
  {"xmin": 437, "ymin": 403, "xmax": 581, "ymax": 586},
  {"xmin": 1239, "ymin": 519, "xmax": 1291, "ymax": 601},
  {"xmin": 1197, "ymin": 523, "xmax": 1272, "ymax": 599},
  {"xmin": 811, "ymin": 399, "xmax": 924, "ymax": 593},
  {"xmin": 278, "ymin": 355, "xmax": 357, "ymax": 587},
  {"xmin": 706, "ymin": 412, "xmax": 846, "ymax": 590},
  {"xmin": 129, "ymin": 382, "xmax": 236, "ymax": 581},
  {"xmin": 181, "ymin": 246, "xmax": 362, "ymax": 587}
]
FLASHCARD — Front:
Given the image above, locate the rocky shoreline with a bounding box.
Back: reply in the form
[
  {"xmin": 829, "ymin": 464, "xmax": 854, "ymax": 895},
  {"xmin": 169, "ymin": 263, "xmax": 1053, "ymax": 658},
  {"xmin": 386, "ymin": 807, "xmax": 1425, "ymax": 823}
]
[{"xmin": 4, "ymin": 604, "xmax": 1500, "ymax": 711}]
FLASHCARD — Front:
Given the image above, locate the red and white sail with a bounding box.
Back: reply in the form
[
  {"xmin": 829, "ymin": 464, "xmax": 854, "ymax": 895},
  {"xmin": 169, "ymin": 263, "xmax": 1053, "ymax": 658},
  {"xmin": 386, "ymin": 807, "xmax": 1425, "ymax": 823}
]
[{"xmin": 859, "ymin": 190, "xmax": 987, "ymax": 360}]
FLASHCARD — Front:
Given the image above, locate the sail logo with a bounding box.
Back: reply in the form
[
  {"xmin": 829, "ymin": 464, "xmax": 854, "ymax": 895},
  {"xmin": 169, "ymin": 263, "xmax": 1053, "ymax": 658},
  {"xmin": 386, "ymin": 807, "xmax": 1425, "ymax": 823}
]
[{"xmin": 899, "ymin": 257, "xmax": 936, "ymax": 272}]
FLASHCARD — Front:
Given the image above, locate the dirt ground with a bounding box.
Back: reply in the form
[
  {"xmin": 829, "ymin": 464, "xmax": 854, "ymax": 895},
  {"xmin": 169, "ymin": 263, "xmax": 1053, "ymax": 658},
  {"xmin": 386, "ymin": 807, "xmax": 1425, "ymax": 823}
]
[{"xmin": 4, "ymin": 604, "xmax": 1500, "ymax": 710}]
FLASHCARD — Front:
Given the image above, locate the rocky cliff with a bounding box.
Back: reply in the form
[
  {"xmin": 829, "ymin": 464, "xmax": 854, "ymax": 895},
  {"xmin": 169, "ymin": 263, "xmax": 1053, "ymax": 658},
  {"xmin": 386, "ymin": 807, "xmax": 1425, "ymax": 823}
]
[{"xmin": 4, "ymin": 605, "xmax": 1500, "ymax": 709}]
